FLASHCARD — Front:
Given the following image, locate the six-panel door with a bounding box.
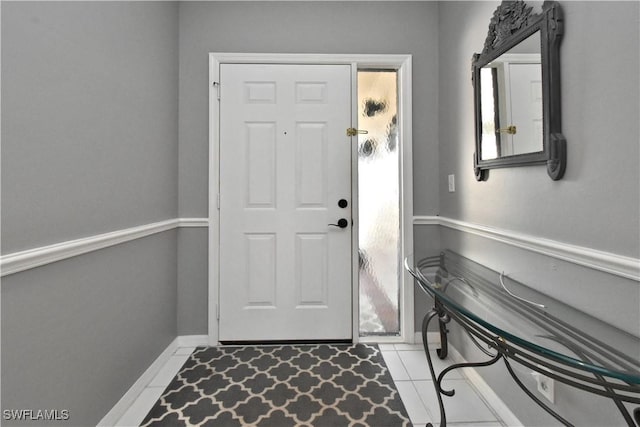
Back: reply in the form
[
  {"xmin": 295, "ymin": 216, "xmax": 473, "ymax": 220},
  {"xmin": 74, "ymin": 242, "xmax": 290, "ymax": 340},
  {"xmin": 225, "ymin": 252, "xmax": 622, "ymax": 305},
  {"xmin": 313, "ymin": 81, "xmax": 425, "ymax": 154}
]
[{"xmin": 218, "ymin": 64, "xmax": 353, "ymax": 342}]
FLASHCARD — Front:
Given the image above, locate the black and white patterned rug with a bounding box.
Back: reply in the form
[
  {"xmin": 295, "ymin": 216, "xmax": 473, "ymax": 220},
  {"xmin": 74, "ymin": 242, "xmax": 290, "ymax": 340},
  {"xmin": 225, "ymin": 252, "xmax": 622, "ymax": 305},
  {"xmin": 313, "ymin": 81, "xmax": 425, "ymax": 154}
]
[{"xmin": 141, "ymin": 344, "xmax": 412, "ymax": 426}]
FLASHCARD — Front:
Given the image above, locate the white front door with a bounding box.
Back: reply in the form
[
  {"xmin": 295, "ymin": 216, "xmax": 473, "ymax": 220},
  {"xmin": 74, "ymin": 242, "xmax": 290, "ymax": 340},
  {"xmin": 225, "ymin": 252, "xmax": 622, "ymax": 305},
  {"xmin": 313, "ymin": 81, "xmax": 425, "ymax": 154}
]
[
  {"xmin": 507, "ymin": 62, "xmax": 543, "ymax": 155},
  {"xmin": 218, "ymin": 64, "xmax": 353, "ymax": 342},
  {"xmin": 501, "ymin": 62, "xmax": 543, "ymax": 155}
]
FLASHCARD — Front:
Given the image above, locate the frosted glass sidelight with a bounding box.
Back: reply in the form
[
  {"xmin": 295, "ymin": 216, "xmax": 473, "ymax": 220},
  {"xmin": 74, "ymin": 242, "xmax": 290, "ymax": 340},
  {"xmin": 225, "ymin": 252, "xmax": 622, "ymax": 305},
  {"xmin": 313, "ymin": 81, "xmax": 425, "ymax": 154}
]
[{"xmin": 358, "ymin": 71, "xmax": 400, "ymax": 336}]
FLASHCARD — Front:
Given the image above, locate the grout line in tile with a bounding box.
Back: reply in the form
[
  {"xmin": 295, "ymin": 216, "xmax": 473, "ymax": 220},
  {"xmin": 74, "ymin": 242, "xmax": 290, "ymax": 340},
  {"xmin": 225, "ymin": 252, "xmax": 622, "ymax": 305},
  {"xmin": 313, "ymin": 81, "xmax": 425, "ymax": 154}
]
[
  {"xmin": 394, "ymin": 379, "xmax": 433, "ymax": 425},
  {"xmin": 385, "ymin": 347, "xmax": 507, "ymax": 427},
  {"xmin": 381, "ymin": 350, "xmax": 411, "ymax": 381},
  {"xmin": 394, "ymin": 343, "xmax": 425, "ymax": 351}
]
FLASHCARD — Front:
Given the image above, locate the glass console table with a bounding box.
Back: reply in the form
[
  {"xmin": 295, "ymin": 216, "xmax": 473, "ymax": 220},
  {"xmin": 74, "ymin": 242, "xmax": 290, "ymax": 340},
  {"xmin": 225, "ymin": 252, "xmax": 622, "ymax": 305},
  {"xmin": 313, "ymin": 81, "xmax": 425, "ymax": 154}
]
[{"xmin": 405, "ymin": 251, "xmax": 640, "ymax": 427}]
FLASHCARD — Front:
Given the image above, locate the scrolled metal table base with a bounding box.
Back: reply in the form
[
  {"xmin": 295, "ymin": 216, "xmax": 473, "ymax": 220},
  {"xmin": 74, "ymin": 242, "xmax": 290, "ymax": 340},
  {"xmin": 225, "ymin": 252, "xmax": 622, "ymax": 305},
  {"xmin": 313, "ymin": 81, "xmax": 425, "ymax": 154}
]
[{"xmin": 420, "ymin": 304, "xmax": 577, "ymax": 427}]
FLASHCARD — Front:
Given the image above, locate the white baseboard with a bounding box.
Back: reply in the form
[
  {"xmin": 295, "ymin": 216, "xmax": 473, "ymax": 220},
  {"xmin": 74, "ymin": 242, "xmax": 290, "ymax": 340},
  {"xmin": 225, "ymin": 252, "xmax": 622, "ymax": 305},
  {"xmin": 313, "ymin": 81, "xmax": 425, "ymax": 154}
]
[
  {"xmin": 97, "ymin": 335, "xmax": 209, "ymax": 427},
  {"xmin": 414, "ymin": 331, "xmax": 441, "ymax": 345},
  {"xmin": 97, "ymin": 337, "xmax": 179, "ymax": 427},
  {"xmin": 176, "ymin": 334, "xmax": 209, "ymax": 347}
]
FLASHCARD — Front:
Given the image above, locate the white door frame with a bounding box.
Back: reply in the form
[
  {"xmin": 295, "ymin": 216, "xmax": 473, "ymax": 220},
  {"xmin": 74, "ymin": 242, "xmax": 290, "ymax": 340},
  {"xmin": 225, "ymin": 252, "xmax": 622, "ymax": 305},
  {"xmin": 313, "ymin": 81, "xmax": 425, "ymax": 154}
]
[{"xmin": 208, "ymin": 53, "xmax": 413, "ymax": 345}]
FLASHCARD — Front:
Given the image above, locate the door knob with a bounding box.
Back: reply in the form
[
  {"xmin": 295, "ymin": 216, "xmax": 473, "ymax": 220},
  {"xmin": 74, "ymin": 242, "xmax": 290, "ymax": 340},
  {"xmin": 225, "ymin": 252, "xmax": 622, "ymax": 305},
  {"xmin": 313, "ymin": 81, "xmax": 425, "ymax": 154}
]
[{"xmin": 328, "ymin": 218, "xmax": 349, "ymax": 229}]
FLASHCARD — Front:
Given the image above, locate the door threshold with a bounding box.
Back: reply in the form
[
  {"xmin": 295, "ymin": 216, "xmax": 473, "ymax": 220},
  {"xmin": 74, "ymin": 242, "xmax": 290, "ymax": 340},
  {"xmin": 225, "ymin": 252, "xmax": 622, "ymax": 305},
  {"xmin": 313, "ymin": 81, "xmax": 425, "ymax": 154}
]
[{"xmin": 219, "ymin": 339, "xmax": 353, "ymax": 346}]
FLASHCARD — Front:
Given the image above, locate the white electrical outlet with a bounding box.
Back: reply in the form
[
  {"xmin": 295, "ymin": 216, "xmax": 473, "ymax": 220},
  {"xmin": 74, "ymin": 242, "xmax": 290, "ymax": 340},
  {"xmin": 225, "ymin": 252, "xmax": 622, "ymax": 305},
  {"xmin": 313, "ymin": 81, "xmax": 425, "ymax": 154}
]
[
  {"xmin": 448, "ymin": 174, "xmax": 455, "ymax": 192},
  {"xmin": 532, "ymin": 369, "xmax": 555, "ymax": 403}
]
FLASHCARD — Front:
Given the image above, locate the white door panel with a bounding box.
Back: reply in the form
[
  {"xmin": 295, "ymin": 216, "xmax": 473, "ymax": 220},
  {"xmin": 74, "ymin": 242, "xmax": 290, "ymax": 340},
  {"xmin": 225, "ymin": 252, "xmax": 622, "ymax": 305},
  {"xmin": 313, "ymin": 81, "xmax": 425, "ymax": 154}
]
[
  {"xmin": 219, "ymin": 64, "xmax": 352, "ymax": 341},
  {"xmin": 508, "ymin": 62, "xmax": 543, "ymax": 155}
]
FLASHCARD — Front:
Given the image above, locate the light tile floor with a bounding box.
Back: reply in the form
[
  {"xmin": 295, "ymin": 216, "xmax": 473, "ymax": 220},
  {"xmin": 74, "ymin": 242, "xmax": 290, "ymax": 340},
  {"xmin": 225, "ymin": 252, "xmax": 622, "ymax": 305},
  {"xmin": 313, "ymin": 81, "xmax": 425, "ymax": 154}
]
[
  {"xmin": 379, "ymin": 343, "xmax": 507, "ymax": 426},
  {"xmin": 116, "ymin": 344, "xmax": 508, "ymax": 427}
]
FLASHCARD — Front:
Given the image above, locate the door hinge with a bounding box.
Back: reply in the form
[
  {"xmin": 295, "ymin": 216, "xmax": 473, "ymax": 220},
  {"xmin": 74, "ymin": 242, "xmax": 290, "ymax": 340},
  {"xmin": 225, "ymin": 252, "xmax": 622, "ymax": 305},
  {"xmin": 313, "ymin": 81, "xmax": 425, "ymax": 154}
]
[
  {"xmin": 216, "ymin": 303, "xmax": 220, "ymax": 320},
  {"xmin": 216, "ymin": 193, "xmax": 220, "ymax": 210},
  {"xmin": 346, "ymin": 128, "xmax": 368, "ymax": 137},
  {"xmin": 212, "ymin": 81, "xmax": 220, "ymax": 100}
]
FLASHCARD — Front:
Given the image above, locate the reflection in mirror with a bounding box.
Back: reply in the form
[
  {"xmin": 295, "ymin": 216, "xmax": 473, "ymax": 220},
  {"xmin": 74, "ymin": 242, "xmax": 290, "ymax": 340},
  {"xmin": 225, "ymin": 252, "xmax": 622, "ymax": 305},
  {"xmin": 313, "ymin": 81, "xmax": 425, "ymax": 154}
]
[
  {"xmin": 480, "ymin": 67, "xmax": 498, "ymax": 159},
  {"xmin": 472, "ymin": 0, "xmax": 566, "ymax": 181},
  {"xmin": 480, "ymin": 31, "xmax": 542, "ymax": 160}
]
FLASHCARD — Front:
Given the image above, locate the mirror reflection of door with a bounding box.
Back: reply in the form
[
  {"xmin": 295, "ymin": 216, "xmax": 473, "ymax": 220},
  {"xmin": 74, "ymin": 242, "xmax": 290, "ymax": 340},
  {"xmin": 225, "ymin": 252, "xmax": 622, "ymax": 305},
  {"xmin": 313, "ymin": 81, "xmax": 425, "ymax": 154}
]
[
  {"xmin": 506, "ymin": 62, "xmax": 542, "ymax": 155},
  {"xmin": 479, "ymin": 31, "xmax": 543, "ymax": 160}
]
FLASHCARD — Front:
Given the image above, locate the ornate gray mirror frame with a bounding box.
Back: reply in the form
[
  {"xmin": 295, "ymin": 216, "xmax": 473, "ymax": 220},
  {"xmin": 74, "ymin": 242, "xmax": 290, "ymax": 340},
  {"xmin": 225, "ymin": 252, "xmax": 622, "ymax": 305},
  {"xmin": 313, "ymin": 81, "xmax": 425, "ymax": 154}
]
[{"xmin": 472, "ymin": 0, "xmax": 566, "ymax": 181}]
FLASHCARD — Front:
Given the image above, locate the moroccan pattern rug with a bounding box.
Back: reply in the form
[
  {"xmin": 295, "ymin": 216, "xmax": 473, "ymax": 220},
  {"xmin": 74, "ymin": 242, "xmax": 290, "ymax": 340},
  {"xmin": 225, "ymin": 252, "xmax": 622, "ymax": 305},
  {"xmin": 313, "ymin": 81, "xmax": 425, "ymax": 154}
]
[{"xmin": 141, "ymin": 344, "xmax": 412, "ymax": 426}]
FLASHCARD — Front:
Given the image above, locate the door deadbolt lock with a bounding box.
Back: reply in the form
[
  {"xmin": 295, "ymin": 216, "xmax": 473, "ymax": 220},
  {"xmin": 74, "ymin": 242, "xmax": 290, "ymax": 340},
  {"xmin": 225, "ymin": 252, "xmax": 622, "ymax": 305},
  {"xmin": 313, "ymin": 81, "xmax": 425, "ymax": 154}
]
[{"xmin": 338, "ymin": 199, "xmax": 348, "ymax": 208}]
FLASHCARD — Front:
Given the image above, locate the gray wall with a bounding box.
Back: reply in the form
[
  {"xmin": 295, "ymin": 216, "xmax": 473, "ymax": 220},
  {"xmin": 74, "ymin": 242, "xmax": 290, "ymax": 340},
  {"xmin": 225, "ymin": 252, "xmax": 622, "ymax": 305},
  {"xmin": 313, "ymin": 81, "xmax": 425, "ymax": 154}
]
[
  {"xmin": 432, "ymin": 2, "xmax": 640, "ymax": 425},
  {"xmin": 2, "ymin": 1, "xmax": 179, "ymax": 253},
  {"xmin": 437, "ymin": 0, "xmax": 640, "ymax": 257},
  {"xmin": 3, "ymin": 1, "xmax": 637, "ymax": 424},
  {"xmin": 2, "ymin": 234, "xmax": 177, "ymax": 426},
  {"xmin": 176, "ymin": 1, "xmax": 442, "ymax": 334},
  {"xmin": 177, "ymin": 228, "xmax": 208, "ymax": 335},
  {"xmin": 1, "ymin": 2, "xmax": 179, "ymax": 425},
  {"xmin": 413, "ymin": 224, "xmax": 440, "ymax": 331}
]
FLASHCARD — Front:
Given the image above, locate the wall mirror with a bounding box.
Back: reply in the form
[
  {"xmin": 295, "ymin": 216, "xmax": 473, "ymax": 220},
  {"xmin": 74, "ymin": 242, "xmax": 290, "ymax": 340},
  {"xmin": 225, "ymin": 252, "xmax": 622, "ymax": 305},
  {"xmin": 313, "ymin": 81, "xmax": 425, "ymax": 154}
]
[{"xmin": 472, "ymin": 0, "xmax": 566, "ymax": 181}]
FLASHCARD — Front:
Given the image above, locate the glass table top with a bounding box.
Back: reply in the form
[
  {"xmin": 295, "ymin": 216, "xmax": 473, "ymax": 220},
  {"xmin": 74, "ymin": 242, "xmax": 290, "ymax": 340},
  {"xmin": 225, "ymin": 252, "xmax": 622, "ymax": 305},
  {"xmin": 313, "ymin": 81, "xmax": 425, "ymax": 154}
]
[{"xmin": 406, "ymin": 250, "xmax": 640, "ymax": 386}]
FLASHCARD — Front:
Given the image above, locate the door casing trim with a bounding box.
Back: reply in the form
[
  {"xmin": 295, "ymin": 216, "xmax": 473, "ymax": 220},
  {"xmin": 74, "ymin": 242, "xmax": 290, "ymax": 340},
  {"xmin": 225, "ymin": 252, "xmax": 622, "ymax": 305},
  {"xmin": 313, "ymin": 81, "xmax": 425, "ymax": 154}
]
[{"xmin": 208, "ymin": 53, "xmax": 414, "ymax": 345}]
